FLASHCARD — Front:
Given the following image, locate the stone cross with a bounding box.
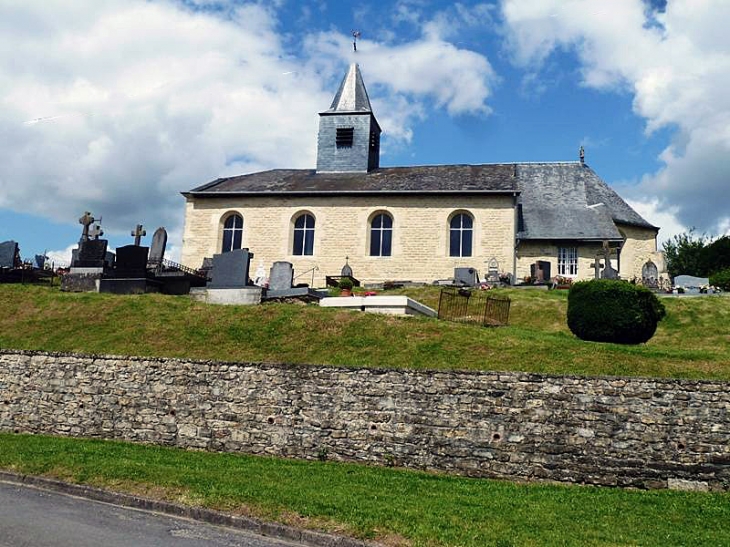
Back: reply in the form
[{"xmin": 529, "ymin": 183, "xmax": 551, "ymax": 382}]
[
  {"xmin": 130, "ymin": 224, "xmax": 146, "ymax": 246},
  {"xmin": 590, "ymin": 241, "xmax": 614, "ymax": 279},
  {"xmin": 589, "ymin": 257, "xmax": 603, "ymax": 279},
  {"xmin": 88, "ymin": 223, "xmax": 104, "ymax": 240},
  {"xmin": 78, "ymin": 211, "xmax": 95, "ymax": 242}
]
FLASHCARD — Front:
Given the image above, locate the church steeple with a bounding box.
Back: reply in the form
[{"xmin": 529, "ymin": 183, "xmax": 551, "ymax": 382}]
[{"xmin": 316, "ymin": 63, "xmax": 381, "ymax": 173}]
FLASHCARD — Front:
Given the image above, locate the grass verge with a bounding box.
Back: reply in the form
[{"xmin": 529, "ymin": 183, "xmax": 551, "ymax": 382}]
[
  {"xmin": 0, "ymin": 284, "xmax": 729, "ymax": 379},
  {"xmin": 1, "ymin": 434, "xmax": 729, "ymax": 547}
]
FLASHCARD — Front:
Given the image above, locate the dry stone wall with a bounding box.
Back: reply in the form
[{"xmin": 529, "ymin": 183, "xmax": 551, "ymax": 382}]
[{"xmin": 1, "ymin": 350, "xmax": 728, "ymax": 491}]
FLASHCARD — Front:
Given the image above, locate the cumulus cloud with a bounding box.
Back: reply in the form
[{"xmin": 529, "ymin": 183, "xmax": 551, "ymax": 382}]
[
  {"xmin": 0, "ymin": 1, "xmax": 496, "ymax": 257},
  {"xmin": 501, "ymin": 0, "xmax": 730, "ymax": 237}
]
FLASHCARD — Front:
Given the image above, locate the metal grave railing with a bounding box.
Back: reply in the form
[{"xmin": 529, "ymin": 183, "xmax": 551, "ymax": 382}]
[{"xmin": 437, "ymin": 288, "xmax": 511, "ymax": 327}]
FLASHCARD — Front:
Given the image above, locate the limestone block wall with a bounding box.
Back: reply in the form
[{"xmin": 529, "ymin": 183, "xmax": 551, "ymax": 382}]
[
  {"xmin": 516, "ymin": 225, "xmax": 661, "ymax": 282},
  {"xmin": 1, "ymin": 350, "xmax": 728, "ymax": 491},
  {"xmin": 181, "ymin": 195, "xmax": 516, "ymax": 286}
]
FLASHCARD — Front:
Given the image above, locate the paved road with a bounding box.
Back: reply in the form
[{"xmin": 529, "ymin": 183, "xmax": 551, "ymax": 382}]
[{"xmin": 0, "ymin": 482, "xmax": 305, "ymax": 547}]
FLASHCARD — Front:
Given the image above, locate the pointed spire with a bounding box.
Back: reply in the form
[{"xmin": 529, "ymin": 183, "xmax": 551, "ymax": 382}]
[{"xmin": 326, "ymin": 63, "xmax": 373, "ymax": 113}]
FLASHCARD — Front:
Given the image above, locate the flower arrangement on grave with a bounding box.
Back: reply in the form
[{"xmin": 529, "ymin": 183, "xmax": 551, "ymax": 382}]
[{"xmin": 338, "ymin": 277, "xmax": 354, "ymax": 296}]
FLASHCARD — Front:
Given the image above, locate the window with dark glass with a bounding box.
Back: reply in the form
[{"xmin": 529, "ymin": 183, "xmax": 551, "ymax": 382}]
[
  {"xmin": 370, "ymin": 213, "xmax": 393, "ymax": 256},
  {"xmin": 449, "ymin": 213, "xmax": 473, "ymax": 257},
  {"xmin": 221, "ymin": 214, "xmax": 243, "ymax": 253},
  {"xmin": 336, "ymin": 127, "xmax": 354, "ymax": 148},
  {"xmin": 293, "ymin": 213, "xmax": 315, "ymax": 255}
]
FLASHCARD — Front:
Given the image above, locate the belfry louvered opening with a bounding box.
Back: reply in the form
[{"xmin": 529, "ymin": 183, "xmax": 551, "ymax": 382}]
[{"xmin": 336, "ymin": 127, "xmax": 354, "ymax": 148}]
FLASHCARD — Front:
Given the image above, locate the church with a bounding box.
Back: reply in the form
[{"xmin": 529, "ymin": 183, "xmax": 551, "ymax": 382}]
[{"xmin": 181, "ymin": 64, "xmax": 662, "ymax": 286}]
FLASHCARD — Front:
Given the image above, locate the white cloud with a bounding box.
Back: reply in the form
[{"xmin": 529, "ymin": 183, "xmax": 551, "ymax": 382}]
[
  {"xmin": 501, "ymin": 0, "xmax": 730, "ymax": 236},
  {"xmin": 0, "ymin": 1, "xmax": 496, "ymax": 262}
]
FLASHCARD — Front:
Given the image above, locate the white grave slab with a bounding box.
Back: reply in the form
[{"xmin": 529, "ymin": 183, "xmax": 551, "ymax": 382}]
[{"xmin": 319, "ymin": 295, "xmax": 437, "ymax": 317}]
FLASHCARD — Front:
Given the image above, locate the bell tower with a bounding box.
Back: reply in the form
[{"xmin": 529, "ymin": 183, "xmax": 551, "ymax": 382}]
[{"xmin": 316, "ymin": 63, "xmax": 381, "ymax": 173}]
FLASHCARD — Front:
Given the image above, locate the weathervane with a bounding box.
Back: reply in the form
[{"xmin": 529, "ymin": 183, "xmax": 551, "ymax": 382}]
[{"xmin": 352, "ymin": 30, "xmax": 361, "ymax": 52}]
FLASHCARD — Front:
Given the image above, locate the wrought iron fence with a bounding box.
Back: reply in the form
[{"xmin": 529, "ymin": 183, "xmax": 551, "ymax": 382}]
[{"xmin": 437, "ymin": 288, "xmax": 511, "ymax": 327}]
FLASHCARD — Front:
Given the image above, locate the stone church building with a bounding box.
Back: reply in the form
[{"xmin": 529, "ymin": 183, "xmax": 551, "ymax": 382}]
[{"xmin": 181, "ymin": 64, "xmax": 662, "ymax": 286}]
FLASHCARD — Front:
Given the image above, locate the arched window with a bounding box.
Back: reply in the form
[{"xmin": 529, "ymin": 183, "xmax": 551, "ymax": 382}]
[
  {"xmin": 221, "ymin": 213, "xmax": 243, "ymax": 253},
  {"xmin": 370, "ymin": 213, "xmax": 393, "ymax": 256},
  {"xmin": 293, "ymin": 213, "xmax": 315, "ymax": 255},
  {"xmin": 449, "ymin": 212, "xmax": 473, "ymax": 257}
]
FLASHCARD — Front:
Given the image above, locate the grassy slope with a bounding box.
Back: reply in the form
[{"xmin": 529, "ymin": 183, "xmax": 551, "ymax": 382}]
[
  {"xmin": 0, "ymin": 284, "xmax": 728, "ymax": 379},
  {"xmin": 1, "ymin": 434, "xmax": 728, "ymax": 547}
]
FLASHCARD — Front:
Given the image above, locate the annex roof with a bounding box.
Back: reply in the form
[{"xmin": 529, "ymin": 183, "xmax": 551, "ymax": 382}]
[{"xmin": 515, "ymin": 163, "xmax": 656, "ymax": 241}]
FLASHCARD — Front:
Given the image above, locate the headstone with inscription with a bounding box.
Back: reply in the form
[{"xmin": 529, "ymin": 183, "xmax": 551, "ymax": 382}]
[
  {"xmin": 208, "ymin": 248, "xmax": 254, "ymax": 289},
  {"xmin": 487, "ymin": 257, "xmax": 500, "ymax": 283},
  {"xmin": 601, "ymin": 263, "xmax": 619, "ymax": 279},
  {"xmin": 74, "ymin": 239, "xmax": 108, "ymax": 268},
  {"xmin": 269, "ymin": 261, "xmax": 294, "ymax": 291},
  {"xmin": 114, "ymin": 245, "xmax": 149, "ymax": 278},
  {"xmin": 148, "ymin": 227, "xmax": 167, "ymax": 266},
  {"xmin": 0, "ymin": 241, "xmax": 20, "ymax": 269},
  {"xmin": 454, "ymin": 267, "xmax": 479, "ymax": 286},
  {"xmin": 642, "ymin": 260, "xmax": 659, "ymax": 288}
]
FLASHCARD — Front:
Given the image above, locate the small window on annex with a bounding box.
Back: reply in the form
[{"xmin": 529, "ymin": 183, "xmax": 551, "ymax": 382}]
[
  {"xmin": 449, "ymin": 212, "xmax": 473, "ymax": 257},
  {"xmin": 558, "ymin": 247, "xmax": 578, "ymax": 276},
  {"xmin": 221, "ymin": 213, "xmax": 243, "ymax": 253},
  {"xmin": 292, "ymin": 213, "xmax": 315, "ymax": 256},
  {"xmin": 370, "ymin": 212, "xmax": 393, "ymax": 256}
]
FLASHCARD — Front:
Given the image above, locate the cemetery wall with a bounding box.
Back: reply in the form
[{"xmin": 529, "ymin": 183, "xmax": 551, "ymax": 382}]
[
  {"xmin": 181, "ymin": 194, "xmax": 516, "ymax": 284},
  {"xmin": 1, "ymin": 350, "xmax": 728, "ymax": 491}
]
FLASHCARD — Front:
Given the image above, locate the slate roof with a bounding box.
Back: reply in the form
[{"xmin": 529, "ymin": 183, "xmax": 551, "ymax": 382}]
[
  {"xmin": 186, "ymin": 164, "xmax": 519, "ymax": 195},
  {"xmin": 515, "ymin": 163, "xmax": 657, "ymax": 241},
  {"xmin": 324, "ymin": 63, "xmax": 373, "ymax": 113},
  {"xmin": 185, "ymin": 162, "xmax": 656, "ymax": 242}
]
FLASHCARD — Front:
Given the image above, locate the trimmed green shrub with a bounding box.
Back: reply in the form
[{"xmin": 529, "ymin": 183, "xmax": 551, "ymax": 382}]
[
  {"xmin": 709, "ymin": 268, "xmax": 730, "ymax": 291},
  {"xmin": 567, "ymin": 279, "xmax": 666, "ymax": 344},
  {"xmin": 338, "ymin": 277, "xmax": 354, "ymax": 290}
]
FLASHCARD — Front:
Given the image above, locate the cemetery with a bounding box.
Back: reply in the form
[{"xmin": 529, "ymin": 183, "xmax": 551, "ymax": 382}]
[{"xmin": 0, "ymin": 263, "xmax": 729, "ymax": 545}]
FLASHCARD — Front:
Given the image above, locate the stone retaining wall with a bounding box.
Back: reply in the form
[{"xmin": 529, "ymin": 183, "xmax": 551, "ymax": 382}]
[{"xmin": 1, "ymin": 350, "xmax": 728, "ymax": 490}]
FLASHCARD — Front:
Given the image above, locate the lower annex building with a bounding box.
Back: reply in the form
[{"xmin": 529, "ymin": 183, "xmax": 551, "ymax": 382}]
[{"xmin": 181, "ymin": 64, "xmax": 663, "ymax": 286}]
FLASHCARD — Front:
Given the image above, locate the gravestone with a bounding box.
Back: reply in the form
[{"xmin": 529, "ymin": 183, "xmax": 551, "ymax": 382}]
[
  {"xmin": 33, "ymin": 254, "xmax": 47, "ymax": 270},
  {"xmin": 0, "ymin": 241, "xmax": 20, "ymax": 268},
  {"xmin": 130, "ymin": 224, "xmax": 146, "ymax": 246},
  {"xmin": 208, "ymin": 248, "xmax": 254, "ymax": 289},
  {"xmin": 530, "ymin": 261, "xmax": 550, "ymax": 282},
  {"xmin": 674, "ymin": 275, "xmax": 710, "ymax": 293},
  {"xmin": 148, "ymin": 227, "xmax": 167, "ymax": 266},
  {"xmin": 487, "ymin": 258, "xmax": 500, "ymax": 283},
  {"xmin": 341, "ymin": 257, "xmax": 353, "ymax": 278},
  {"xmin": 454, "ymin": 267, "xmax": 478, "ymax": 286},
  {"xmin": 114, "ymin": 245, "xmax": 149, "ymax": 278},
  {"xmin": 269, "ymin": 261, "xmax": 294, "ymax": 291},
  {"xmin": 642, "ymin": 260, "xmax": 659, "ymax": 288},
  {"xmin": 601, "ymin": 263, "xmax": 619, "ymax": 279},
  {"xmin": 74, "ymin": 239, "xmax": 108, "ymax": 268}
]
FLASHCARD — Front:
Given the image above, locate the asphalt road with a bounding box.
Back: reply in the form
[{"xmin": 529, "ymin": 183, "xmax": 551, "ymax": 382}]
[{"xmin": 0, "ymin": 482, "xmax": 306, "ymax": 547}]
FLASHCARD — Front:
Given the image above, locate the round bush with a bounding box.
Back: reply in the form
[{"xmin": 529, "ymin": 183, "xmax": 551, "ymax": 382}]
[{"xmin": 567, "ymin": 279, "xmax": 666, "ymax": 344}]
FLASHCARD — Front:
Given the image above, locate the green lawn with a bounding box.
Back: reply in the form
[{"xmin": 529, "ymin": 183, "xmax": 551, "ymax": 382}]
[
  {"xmin": 0, "ymin": 284, "xmax": 728, "ymax": 379},
  {"xmin": 1, "ymin": 434, "xmax": 728, "ymax": 547}
]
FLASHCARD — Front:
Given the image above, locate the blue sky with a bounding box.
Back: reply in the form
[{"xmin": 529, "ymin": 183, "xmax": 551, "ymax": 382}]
[{"xmin": 1, "ymin": 0, "xmax": 728, "ymax": 265}]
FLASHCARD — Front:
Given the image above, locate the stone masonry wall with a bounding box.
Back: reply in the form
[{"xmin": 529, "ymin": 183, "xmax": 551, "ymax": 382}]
[
  {"xmin": 1, "ymin": 350, "xmax": 728, "ymax": 491},
  {"xmin": 181, "ymin": 194, "xmax": 516, "ymax": 286}
]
